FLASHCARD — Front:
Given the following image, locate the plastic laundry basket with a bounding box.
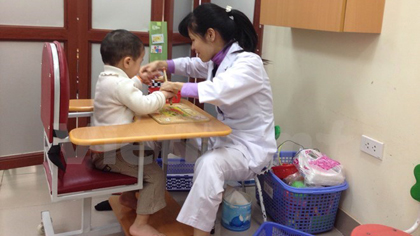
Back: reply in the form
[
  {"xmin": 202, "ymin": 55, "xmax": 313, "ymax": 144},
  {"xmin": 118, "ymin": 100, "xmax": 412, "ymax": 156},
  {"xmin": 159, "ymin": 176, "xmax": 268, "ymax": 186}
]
[
  {"xmin": 257, "ymin": 151, "xmax": 348, "ymax": 234},
  {"xmin": 157, "ymin": 158, "xmax": 194, "ymax": 191},
  {"xmin": 253, "ymin": 222, "xmax": 314, "ymax": 236}
]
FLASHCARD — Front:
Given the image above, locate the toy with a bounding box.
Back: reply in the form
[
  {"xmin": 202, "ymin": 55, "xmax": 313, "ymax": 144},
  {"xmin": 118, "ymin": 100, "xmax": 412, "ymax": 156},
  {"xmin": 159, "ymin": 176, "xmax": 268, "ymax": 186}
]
[
  {"xmin": 162, "ymin": 68, "xmax": 173, "ymax": 105},
  {"xmin": 291, "ymin": 181, "xmax": 305, "ymax": 188},
  {"xmin": 149, "ymin": 103, "xmax": 210, "ymax": 124}
]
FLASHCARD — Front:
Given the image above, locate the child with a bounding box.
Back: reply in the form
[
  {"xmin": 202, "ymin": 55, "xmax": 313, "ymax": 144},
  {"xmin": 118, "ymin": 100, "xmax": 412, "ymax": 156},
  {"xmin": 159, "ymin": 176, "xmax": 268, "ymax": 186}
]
[{"xmin": 90, "ymin": 29, "xmax": 173, "ymax": 236}]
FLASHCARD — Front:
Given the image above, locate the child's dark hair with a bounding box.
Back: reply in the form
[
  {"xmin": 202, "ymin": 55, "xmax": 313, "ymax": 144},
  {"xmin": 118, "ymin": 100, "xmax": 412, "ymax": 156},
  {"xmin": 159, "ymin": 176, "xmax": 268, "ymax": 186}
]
[
  {"xmin": 179, "ymin": 3, "xmax": 257, "ymax": 53},
  {"xmin": 100, "ymin": 29, "xmax": 144, "ymax": 66}
]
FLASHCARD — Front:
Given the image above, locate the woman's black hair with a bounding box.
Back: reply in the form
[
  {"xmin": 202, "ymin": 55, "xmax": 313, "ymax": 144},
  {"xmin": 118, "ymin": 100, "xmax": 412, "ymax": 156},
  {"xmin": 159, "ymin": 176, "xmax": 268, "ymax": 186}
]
[
  {"xmin": 100, "ymin": 29, "xmax": 144, "ymax": 66},
  {"xmin": 179, "ymin": 3, "xmax": 258, "ymax": 53}
]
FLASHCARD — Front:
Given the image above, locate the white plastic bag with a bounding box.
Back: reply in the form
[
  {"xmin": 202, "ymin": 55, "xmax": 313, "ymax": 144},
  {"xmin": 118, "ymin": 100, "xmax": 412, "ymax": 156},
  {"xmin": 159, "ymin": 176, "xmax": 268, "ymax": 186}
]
[
  {"xmin": 224, "ymin": 187, "xmax": 249, "ymax": 205},
  {"xmin": 293, "ymin": 149, "xmax": 345, "ymax": 186}
]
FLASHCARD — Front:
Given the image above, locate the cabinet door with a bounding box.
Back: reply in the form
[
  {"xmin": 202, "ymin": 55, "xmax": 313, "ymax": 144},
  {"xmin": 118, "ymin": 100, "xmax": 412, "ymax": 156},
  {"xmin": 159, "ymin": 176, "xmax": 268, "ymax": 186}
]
[
  {"xmin": 260, "ymin": 0, "xmax": 346, "ymax": 32},
  {"xmin": 344, "ymin": 0, "xmax": 385, "ymax": 33}
]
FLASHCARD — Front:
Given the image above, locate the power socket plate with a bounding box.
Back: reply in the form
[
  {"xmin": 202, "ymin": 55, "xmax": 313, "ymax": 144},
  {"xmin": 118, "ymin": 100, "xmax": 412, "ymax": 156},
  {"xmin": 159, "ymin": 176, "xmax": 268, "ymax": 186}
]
[{"xmin": 360, "ymin": 135, "xmax": 384, "ymax": 160}]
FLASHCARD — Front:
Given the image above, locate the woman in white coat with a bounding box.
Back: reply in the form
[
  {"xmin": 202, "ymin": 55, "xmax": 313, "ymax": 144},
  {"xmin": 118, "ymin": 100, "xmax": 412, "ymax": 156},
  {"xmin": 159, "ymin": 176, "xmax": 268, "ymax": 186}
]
[{"xmin": 142, "ymin": 3, "xmax": 277, "ymax": 236}]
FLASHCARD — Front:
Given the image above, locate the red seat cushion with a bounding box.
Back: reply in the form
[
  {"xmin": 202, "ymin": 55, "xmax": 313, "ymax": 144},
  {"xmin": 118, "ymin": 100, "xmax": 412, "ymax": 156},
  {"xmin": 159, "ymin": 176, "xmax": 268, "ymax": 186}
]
[
  {"xmin": 352, "ymin": 224, "xmax": 410, "ymax": 236},
  {"xmin": 44, "ymin": 153, "xmax": 138, "ymax": 195}
]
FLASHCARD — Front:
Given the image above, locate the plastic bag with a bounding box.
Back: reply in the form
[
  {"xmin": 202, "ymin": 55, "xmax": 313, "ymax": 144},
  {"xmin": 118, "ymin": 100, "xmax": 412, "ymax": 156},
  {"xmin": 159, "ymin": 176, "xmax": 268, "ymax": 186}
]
[
  {"xmin": 293, "ymin": 149, "xmax": 345, "ymax": 186},
  {"xmin": 283, "ymin": 172, "xmax": 305, "ymax": 187},
  {"xmin": 224, "ymin": 187, "xmax": 250, "ymax": 205}
]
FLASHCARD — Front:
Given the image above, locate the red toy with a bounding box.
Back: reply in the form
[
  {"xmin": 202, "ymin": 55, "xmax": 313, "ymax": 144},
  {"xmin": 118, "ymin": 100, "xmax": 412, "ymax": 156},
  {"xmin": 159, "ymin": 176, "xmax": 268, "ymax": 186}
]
[{"xmin": 148, "ymin": 85, "xmax": 181, "ymax": 104}]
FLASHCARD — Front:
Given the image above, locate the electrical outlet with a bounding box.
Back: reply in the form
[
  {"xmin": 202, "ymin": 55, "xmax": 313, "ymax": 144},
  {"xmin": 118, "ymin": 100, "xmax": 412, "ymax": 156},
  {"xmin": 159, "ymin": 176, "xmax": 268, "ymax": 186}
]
[{"xmin": 360, "ymin": 135, "xmax": 384, "ymax": 160}]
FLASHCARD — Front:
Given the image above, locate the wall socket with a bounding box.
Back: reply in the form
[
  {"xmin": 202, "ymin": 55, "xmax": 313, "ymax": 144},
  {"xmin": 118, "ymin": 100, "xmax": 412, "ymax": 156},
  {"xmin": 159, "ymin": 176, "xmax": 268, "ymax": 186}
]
[{"xmin": 360, "ymin": 135, "xmax": 384, "ymax": 160}]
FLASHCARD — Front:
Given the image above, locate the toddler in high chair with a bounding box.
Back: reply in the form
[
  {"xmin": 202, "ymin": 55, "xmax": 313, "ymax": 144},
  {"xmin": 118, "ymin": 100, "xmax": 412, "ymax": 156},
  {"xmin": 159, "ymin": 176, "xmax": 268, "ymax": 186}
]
[{"xmin": 90, "ymin": 29, "xmax": 174, "ymax": 236}]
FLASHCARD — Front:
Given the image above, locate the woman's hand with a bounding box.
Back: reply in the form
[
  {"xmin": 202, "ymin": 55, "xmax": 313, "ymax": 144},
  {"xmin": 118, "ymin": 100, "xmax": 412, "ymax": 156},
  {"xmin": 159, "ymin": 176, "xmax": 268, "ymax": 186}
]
[
  {"xmin": 160, "ymin": 81, "xmax": 184, "ymax": 94},
  {"xmin": 160, "ymin": 90, "xmax": 176, "ymax": 99},
  {"xmin": 139, "ymin": 60, "xmax": 168, "ymax": 83}
]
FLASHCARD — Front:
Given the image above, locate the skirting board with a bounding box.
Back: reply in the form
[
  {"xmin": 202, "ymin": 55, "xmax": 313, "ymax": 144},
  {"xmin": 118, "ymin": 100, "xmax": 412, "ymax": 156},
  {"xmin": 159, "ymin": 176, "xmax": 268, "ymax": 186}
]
[
  {"xmin": 335, "ymin": 209, "xmax": 360, "ymax": 236},
  {"xmin": 0, "ymin": 152, "xmax": 43, "ymax": 170}
]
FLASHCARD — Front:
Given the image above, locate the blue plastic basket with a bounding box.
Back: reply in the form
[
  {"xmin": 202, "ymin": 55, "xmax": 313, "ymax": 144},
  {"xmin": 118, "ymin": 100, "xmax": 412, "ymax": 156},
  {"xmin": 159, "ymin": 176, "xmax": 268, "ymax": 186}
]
[
  {"xmin": 156, "ymin": 158, "xmax": 195, "ymax": 191},
  {"xmin": 156, "ymin": 158, "xmax": 195, "ymax": 174},
  {"xmin": 257, "ymin": 151, "xmax": 348, "ymax": 234},
  {"xmin": 253, "ymin": 222, "xmax": 314, "ymax": 236}
]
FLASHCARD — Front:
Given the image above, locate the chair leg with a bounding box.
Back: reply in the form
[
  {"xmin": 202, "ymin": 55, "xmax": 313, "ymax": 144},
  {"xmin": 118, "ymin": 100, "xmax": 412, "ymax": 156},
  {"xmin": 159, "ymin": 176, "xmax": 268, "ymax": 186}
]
[
  {"xmin": 404, "ymin": 204, "xmax": 420, "ymax": 233},
  {"xmin": 255, "ymin": 176, "xmax": 267, "ymax": 222},
  {"xmin": 41, "ymin": 210, "xmax": 56, "ymax": 236},
  {"xmin": 80, "ymin": 198, "xmax": 122, "ymax": 235},
  {"xmin": 41, "ymin": 210, "xmax": 84, "ymax": 236},
  {"xmin": 40, "ymin": 198, "xmax": 121, "ymax": 236},
  {"xmin": 81, "ymin": 198, "xmax": 92, "ymax": 233},
  {"xmin": 210, "ymin": 224, "xmax": 215, "ymax": 234}
]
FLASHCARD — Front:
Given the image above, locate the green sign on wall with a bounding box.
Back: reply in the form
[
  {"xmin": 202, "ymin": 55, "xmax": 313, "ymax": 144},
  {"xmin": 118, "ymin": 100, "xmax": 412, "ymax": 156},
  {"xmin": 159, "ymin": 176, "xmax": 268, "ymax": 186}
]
[{"xmin": 149, "ymin": 21, "xmax": 168, "ymax": 62}]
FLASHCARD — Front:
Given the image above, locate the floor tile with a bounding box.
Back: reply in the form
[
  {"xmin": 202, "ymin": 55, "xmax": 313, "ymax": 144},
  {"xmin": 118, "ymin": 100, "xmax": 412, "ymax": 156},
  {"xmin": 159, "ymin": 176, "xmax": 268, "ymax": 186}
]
[
  {"xmin": 0, "ymin": 197, "xmax": 122, "ymax": 236},
  {"xmin": 0, "ymin": 200, "xmax": 81, "ymax": 236},
  {"xmin": 0, "ymin": 165, "xmax": 345, "ymax": 236},
  {"xmin": 3, "ymin": 165, "xmax": 42, "ymax": 176},
  {"xmin": 0, "ymin": 168, "xmax": 51, "ymax": 210}
]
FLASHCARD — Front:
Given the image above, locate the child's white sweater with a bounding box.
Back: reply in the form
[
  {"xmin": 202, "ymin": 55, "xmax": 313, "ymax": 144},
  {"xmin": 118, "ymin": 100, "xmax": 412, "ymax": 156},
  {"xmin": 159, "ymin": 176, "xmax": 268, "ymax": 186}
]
[{"xmin": 91, "ymin": 65, "xmax": 166, "ymax": 152}]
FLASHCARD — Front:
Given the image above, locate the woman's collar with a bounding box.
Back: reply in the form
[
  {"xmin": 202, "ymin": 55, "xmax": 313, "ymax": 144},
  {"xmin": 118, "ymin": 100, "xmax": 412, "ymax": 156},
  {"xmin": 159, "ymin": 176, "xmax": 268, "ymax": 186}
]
[{"xmin": 211, "ymin": 41, "xmax": 236, "ymax": 66}]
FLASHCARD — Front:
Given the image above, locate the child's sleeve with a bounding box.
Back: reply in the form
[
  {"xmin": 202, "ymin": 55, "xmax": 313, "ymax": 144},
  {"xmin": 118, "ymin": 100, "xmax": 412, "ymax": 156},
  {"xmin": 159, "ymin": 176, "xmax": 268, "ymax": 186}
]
[
  {"xmin": 115, "ymin": 79, "xmax": 166, "ymax": 116},
  {"xmin": 132, "ymin": 76, "xmax": 143, "ymax": 89}
]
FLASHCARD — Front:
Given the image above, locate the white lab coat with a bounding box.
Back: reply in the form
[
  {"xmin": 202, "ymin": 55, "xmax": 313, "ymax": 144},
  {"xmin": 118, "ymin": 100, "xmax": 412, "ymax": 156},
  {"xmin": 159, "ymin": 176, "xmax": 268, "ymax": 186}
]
[{"xmin": 173, "ymin": 42, "xmax": 277, "ymax": 232}]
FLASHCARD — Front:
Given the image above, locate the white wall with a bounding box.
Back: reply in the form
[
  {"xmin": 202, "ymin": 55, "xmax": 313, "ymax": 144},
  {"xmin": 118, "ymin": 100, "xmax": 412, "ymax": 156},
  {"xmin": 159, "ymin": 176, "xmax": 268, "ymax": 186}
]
[
  {"xmin": 0, "ymin": 42, "xmax": 45, "ymax": 156},
  {"xmin": 92, "ymin": 0, "xmax": 151, "ymax": 31},
  {"xmin": 0, "ymin": 0, "xmax": 63, "ymax": 27},
  {"xmin": 173, "ymin": 0, "xmax": 194, "ymax": 32},
  {"xmin": 211, "ymin": 0, "xmax": 255, "ymax": 23},
  {"xmin": 262, "ymin": 0, "xmax": 420, "ymax": 233},
  {"xmin": 0, "ymin": 0, "xmax": 64, "ymax": 157}
]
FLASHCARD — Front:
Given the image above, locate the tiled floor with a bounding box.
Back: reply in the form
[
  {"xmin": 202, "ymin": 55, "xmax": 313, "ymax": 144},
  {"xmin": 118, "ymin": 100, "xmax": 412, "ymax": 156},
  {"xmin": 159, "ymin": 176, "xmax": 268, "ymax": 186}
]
[{"xmin": 0, "ymin": 166, "xmax": 343, "ymax": 236}]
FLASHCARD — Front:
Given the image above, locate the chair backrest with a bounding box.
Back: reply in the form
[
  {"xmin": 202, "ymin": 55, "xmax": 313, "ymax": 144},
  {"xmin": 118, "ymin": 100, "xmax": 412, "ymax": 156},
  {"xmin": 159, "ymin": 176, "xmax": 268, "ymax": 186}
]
[
  {"xmin": 41, "ymin": 41, "xmax": 70, "ymax": 143},
  {"xmin": 411, "ymin": 164, "xmax": 420, "ymax": 202}
]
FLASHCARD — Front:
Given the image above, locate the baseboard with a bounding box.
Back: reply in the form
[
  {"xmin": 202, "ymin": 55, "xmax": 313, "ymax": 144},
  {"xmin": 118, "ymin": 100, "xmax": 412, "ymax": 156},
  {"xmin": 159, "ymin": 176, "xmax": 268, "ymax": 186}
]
[
  {"xmin": 0, "ymin": 152, "xmax": 43, "ymax": 170},
  {"xmin": 335, "ymin": 209, "xmax": 360, "ymax": 236}
]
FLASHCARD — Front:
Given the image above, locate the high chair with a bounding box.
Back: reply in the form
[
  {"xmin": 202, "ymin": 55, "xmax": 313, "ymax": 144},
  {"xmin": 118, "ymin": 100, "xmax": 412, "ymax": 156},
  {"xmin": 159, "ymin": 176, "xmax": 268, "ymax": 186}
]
[
  {"xmin": 39, "ymin": 41, "xmax": 143, "ymax": 235},
  {"xmin": 351, "ymin": 164, "xmax": 420, "ymax": 236}
]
